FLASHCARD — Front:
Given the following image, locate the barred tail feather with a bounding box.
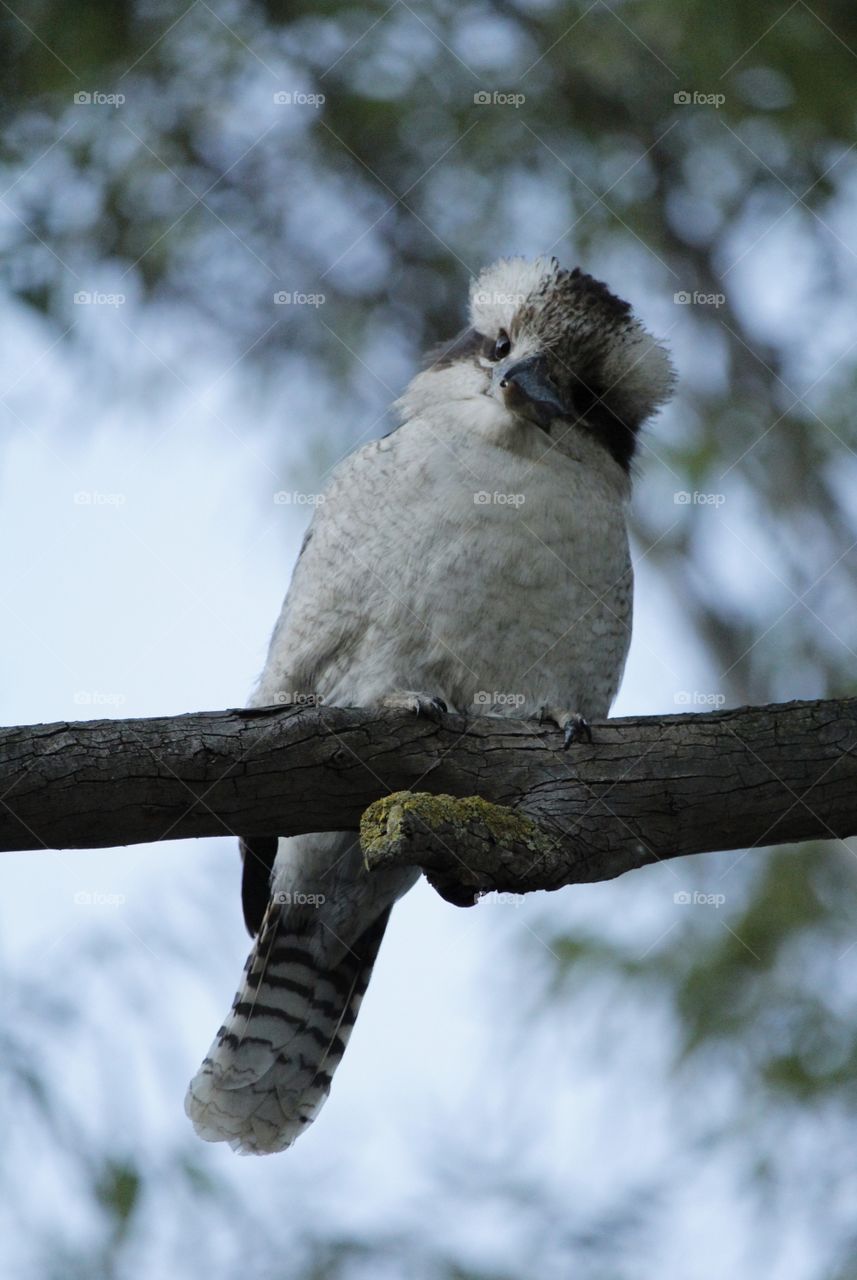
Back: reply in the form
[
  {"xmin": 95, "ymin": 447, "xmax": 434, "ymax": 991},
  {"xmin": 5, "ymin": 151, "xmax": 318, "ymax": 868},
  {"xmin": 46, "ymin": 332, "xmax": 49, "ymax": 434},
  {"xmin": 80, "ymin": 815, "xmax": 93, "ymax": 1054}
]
[{"xmin": 185, "ymin": 900, "xmax": 392, "ymax": 1154}]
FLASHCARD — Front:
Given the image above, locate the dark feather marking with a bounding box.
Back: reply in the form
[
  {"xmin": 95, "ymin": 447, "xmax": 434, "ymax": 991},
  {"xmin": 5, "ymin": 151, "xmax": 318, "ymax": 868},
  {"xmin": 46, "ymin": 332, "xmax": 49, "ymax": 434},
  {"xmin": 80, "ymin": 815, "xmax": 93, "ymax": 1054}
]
[
  {"xmin": 212, "ymin": 1034, "xmax": 278, "ymax": 1055},
  {"xmin": 310, "ymin": 998, "xmax": 340, "ymax": 1021},
  {"xmin": 240, "ymin": 836, "xmax": 279, "ymax": 936},
  {"xmin": 233, "ymin": 1001, "xmax": 303, "ymax": 1025},
  {"xmin": 567, "ymin": 266, "xmax": 632, "ymax": 321},
  {"xmin": 566, "ymin": 376, "xmax": 639, "ymax": 472},
  {"xmin": 269, "ymin": 943, "xmax": 315, "ymax": 966},
  {"xmin": 244, "ymin": 969, "xmax": 314, "ymax": 998}
]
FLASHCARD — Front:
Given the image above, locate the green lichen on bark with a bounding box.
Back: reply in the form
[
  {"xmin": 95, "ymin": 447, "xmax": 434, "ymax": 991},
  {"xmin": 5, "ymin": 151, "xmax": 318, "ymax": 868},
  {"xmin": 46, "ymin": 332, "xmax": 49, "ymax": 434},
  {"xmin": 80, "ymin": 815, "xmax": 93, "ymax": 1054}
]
[{"xmin": 360, "ymin": 790, "xmax": 558, "ymax": 873}]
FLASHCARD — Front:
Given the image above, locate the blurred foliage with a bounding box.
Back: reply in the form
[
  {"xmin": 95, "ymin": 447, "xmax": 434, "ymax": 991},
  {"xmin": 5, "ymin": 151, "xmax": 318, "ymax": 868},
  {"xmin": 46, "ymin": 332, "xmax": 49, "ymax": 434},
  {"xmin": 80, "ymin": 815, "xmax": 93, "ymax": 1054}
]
[
  {"xmin": 3, "ymin": 0, "xmax": 857, "ymax": 1276},
  {"xmin": 3, "ymin": 0, "xmax": 857, "ymax": 698}
]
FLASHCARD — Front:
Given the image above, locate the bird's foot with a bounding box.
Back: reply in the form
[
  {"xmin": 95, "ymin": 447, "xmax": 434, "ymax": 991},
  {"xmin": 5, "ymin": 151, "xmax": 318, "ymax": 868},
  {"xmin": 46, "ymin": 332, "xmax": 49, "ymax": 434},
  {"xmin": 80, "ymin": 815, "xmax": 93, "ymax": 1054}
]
[
  {"xmin": 381, "ymin": 690, "xmax": 449, "ymax": 723},
  {"xmin": 538, "ymin": 705, "xmax": 593, "ymax": 748}
]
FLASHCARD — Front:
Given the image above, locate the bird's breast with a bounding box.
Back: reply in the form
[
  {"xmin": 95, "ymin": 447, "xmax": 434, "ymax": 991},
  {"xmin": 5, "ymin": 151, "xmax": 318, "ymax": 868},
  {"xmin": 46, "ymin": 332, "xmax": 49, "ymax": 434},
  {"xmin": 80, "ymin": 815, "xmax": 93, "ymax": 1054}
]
[{"xmin": 352, "ymin": 425, "xmax": 633, "ymax": 721}]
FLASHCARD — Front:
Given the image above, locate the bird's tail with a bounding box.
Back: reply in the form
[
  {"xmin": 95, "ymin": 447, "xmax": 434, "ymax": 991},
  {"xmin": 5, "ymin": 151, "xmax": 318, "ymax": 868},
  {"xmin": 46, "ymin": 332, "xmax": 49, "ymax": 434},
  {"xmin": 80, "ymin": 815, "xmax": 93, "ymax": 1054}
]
[{"xmin": 185, "ymin": 895, "xmax": 392, "ymax": 1154}]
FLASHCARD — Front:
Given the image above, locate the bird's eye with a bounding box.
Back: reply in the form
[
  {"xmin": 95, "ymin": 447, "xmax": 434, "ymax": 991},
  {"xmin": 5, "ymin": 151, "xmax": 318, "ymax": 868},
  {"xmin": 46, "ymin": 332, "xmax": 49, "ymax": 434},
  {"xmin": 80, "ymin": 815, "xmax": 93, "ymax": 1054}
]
[{"xmin": 491, "ymin": 330, "xmax": 511, "ymax": 361}]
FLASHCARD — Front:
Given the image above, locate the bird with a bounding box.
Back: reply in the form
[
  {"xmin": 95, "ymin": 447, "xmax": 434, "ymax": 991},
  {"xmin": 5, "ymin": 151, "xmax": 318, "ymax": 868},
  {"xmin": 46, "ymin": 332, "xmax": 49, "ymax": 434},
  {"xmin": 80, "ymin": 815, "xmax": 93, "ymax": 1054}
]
[{"xmin": 185, "ymin": 255, "xmax": 675, "ymax": 1154}]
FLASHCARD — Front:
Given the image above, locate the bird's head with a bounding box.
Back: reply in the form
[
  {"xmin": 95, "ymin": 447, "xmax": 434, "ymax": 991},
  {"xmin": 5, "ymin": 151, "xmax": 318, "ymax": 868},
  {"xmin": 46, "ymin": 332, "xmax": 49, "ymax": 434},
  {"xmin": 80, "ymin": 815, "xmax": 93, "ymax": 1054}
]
[{"xmin": 402, "ymin": 256, "xmax": 674, "ymax": 472}]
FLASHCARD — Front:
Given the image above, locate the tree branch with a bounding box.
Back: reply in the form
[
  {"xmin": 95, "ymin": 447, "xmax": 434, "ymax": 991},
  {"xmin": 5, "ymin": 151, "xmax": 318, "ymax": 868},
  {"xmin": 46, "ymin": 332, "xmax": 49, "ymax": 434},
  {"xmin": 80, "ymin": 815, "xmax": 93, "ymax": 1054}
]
[
  {"xmin": 0, "ymin": 699, "xmax": 854, "ymax": 898},
  {"xmin": 360, "ymin": 792, "xmax": 566, "ymax": 905}
]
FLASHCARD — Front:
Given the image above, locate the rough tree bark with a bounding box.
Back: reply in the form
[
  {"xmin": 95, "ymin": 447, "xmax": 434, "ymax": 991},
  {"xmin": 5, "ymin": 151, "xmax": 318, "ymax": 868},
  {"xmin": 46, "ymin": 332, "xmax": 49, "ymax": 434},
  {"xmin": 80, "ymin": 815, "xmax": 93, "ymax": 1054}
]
[{"xmin": 0, "ymin": 697, "xmax": 854, "ymax": 903}]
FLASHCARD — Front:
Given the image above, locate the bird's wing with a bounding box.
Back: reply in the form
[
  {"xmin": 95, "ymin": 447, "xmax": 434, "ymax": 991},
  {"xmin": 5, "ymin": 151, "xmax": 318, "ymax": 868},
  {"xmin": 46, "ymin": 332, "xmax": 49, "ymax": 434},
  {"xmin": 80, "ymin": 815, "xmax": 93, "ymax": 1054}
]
[
  {"xmin": 250, "ymin": 433, "xmax": 406, "ymax": 712},
  {"xmin": 239, "ymin": 433, "xmax": 404, "ymax": 934}
]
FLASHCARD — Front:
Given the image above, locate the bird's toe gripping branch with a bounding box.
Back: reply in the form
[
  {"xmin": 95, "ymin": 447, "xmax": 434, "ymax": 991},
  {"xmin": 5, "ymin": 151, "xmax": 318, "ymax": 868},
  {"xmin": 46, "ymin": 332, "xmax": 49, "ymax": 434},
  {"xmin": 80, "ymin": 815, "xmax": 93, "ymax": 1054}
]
[
  {"xmin": 379, "ymin": 690, "xmax": 449, "ymax": 722},
  {"xmin": 360, "ymin": 791, "xmax": 563, "ymax": 906},
  {"xmin": 538, "ymin": 704, "xmax": 593, "ymax": 748}
]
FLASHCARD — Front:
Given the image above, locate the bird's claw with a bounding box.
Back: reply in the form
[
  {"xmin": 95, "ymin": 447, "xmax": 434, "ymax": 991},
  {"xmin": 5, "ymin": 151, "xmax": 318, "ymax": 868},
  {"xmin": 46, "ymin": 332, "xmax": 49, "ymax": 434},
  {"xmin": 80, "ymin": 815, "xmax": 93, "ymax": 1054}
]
[
  {"xmin": 563, "ymin": 714, "xmax": 592, "ymax": 748},
  {"xmin": 381, "ymin": 690, "xmax": 448, "ymax": 722},
  {"xmin": 539, "ymin": 705, "xmax": 593, "ymax": 748}
]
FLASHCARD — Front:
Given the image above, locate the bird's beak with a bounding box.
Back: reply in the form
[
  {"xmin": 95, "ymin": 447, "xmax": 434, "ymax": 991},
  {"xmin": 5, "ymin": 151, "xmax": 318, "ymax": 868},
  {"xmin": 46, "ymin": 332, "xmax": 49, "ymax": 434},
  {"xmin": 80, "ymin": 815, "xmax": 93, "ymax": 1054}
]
[{"xmin": 492, "ymin": 355, "xmax": 566, "ymax": 427}]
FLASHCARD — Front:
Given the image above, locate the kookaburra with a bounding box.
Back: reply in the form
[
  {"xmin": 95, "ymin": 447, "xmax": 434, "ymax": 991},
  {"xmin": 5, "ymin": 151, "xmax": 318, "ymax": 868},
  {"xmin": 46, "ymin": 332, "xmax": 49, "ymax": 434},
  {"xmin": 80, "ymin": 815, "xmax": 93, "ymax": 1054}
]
[{"xmin": 185, "ymin": 256, "xmax": 675, "ymax": 1154}]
